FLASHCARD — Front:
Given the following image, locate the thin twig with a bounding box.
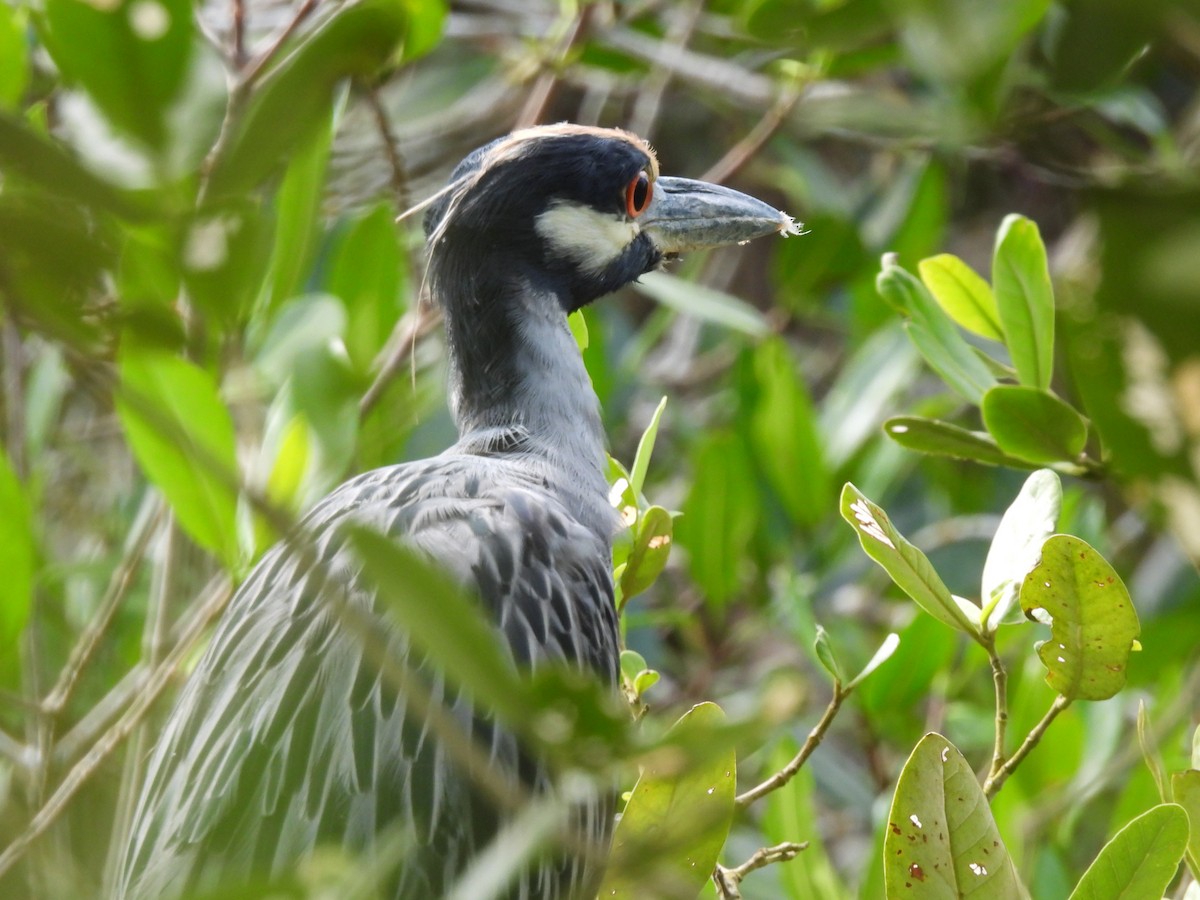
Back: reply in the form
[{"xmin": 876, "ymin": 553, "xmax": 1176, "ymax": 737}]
[
  {"xmin": 239, "ymin": 0, "xmax": 321, "ymax": 89},
  {"xmin": 701, "ymin": 88, "xmax": 804, "ymax": 185},
  {"xmin": 515, "ymin": 5, "xmax": 596, "ymax": 128},
  {"xmin": 231, "ymin": 0, "xmax": 247, "ymax": 66},
  {"xmin": 103, "ymin": 513, "xmax": 181, "ymax": 895},
  {"xmin": 0, "ymin": 579, "xmax": 234, "ymax": 881},
  {"xmin": 984, "ymin": 694, "xmax": 1071, "ymax": 798},
  {"xmin": 41, "ymin": 497, "xmax": 163, "ymax": 717},
  {"xmin": 713, "ymin": 842, "xmax": 809, "ymax": 899},
  {"xmin": 364, "ymin": 86, "xmax": 411, "ymax": 211},
  {"xmin": 628, "ymin": 0, "xmax": 702, "ymax": 139},
  {"xmin": 735, "ymin": 684, "xmax": 848, "ymax": 808},
  {"xmin": 983, "ymin": 638, "xmax": 1008, "ymax": 788}
]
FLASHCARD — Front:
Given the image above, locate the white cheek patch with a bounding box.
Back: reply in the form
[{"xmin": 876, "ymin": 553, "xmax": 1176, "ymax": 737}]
[{"xmin": 534, "ymin": 201, "xmax": 640, "ymax": 274}]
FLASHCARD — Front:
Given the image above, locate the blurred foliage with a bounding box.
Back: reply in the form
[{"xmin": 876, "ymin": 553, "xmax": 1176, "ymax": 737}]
[{"xmin": 1, "ymin": 0, "xmax": 1199, "ymax": 897}]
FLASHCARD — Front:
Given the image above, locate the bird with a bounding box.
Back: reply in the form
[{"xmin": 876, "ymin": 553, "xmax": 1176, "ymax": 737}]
[{"xmin": 115, "ymin": 124, "xmax": 797, "ymax": 899}]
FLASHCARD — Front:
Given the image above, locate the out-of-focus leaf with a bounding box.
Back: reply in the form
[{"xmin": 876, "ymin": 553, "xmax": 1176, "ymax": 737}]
[
  {"xmin": 42, "ymin": 0, "xmax": 194, "ymax": 149},
  {"xmin": 634, "ymin": 270, "xmax": 769, "ymax": 337},
  {"xmin": 1020, "ymin": 534, "xmax": 1140, "ymax": 701},
  {"xmin": 116, "ymin": 347, "xmax": 242, "ymax": 570},
  {"xmin": 750, "ymin": 337, "xmax": 830, "ymax": 528},
  {"xmin": 1048, "ymin": 0, "xmax": 1164, "ymax": 93},
  {"xmin": 206, "ymin": 0, "xmax": 408, "ymax": 198},
  {"xmin": 981, "ymin": 385, "xmax": 1088, "ymax": 465},
  {"xmin": 601, "ymin": 702, "xmax": 736, "ymax": 899},
  {"xmin": 179, "ymin": 200, "xmax": 273, "ymax": 327},
  {"xmin": 839, "ymin": 483, "xmax": 977, "ymax": 635},
  {"xmin": 349, "ymin": 527, "xmax": 525, "ymax": 722},
  {"xmin": 918, "ymin": 253, "xmax": 1003, "ymax": 341},
  {"xmin": 620, "ymin": 505, "xmax": 672, "ymax": 604},
  {"xmin": 1062, "ymin": 311, "xmax": 1188, "ymax": 480},
  {"xmin": 291, "ymin": 348, "xmax": 360, "ymax": 490},
  {"xmin": 399, "ymin": 0, "xmax": 445, "ymax": 60},
  {"xmin": 761, "ymin": 736, "xmax": 849, "ymax": 900},
  {"xmin": 0, "ymin": 114, "xmax": 146, "ymax": 218},
  {"xmin": 981, "ymin": 469, "xmax": 1061, "ymax": 630},
  {"xmin": 820, "ymin": 325, "xmax": 920, "ymax": 466},
  {"xmin": 253, "ymin": 413, "xmax": 311, "ymax": 553},
  {"xmin": 0, "ymin": 4, "xmax": 28, "ymax": 110},
  {"xmin": 629, "ymin": 396, "xmax": 667, "ymax": 498},
  {"xmin": 327, "ymin": 202, "xmax": 405, "ymax": 373},
  {"xmin": 885, "ymin": 733, "xmax": 1026, "ymax": 899},
  {"xmin": 884, "ymin": 416, "xmax": 1034, "ymax": 468},
  {"xmin": 877, "ymin": 257, "xmax": 997, "ymax": 404},
  {"xmin": 264, "ymin": 117, "xmax": 335, "ymax": 314},
  {"xmin": 677, "ymin": 434, "xmax": 758, "ymax": 606},
  {"xmin": 24, "ymin": 346, "xmax": 70, "ymax": 461},
  {"xmin": 255, "ymin": 294, "xmax": 348, "ymax": 386},
  {"xmin": 1171, "ymin": 771, "xmax": 1200, "ymax": 872},
  {"xmin": 1067, "ymin": 804, "xmax": 1188, "ymax": 900},
  {"xmin": 0, "ymin": 448, "xmax": 34, "ymax": 676},
  {"xmin": 567, "ymin": 310, "xmax": 588, "ymax": 351},
  {"xmin": 993, "ymin": 214, "xmax": 1055, "ymax": 390}
]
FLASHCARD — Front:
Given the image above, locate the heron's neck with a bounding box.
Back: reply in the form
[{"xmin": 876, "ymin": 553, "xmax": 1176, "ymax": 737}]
[{"xmin": 441, "ymin": 269, "xmax": 615, "ymax": 540}]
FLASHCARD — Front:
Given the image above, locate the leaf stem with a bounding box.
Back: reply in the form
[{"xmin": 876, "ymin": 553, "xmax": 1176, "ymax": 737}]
[
  {"xmin": 983, "ymin": 637, "xmax": 1008, "ymax": 788},
  {"xmin": 735, "ymin": 682, "xmax": 848, "ymax": 808},
  {"xmin": 984, "ymin": 693, "xmax": 1071, "ymax": 798},
  {"xmin": 712, "ymin": 841, "xmax": 808, "ymax": 899}
]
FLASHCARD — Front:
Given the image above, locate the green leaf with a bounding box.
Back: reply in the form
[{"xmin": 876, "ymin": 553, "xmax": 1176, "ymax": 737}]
[
  {"xmin": 885, "ymin": 733, "xmax": 1026, "ymax": 899},
  {"xmin": 116, "ymin": 348, "xmax": 241, "ymax": 570},
  {"xmin": 677, "ymin": 434, "xmax": 758, "ymax": 606},
  {"xmin": 918, "ymin": 253, "xmax": 1003, "ymax": 341},
  {"xmin": 619, "ymin": 506, "xmax": 673, "ymax": 605},
  {"xmin": 263, "ymin": 116, "xmax": 335, "ymax": 314},
  {"xmin": 620, "ymin": 649, "xmax": 648, "ymax": 683},
  {"xmin": 601, "ymin": 702, "xmax": 736, "ymax": 899},
  {"xmin": 993, "ymin": 214, "xmax": 1055, "ymax": 389},
  {"xmin": 0, "ymin": 114, "xmax": 146, "ymax": 219},
  {"xmin": 398, "ymin": 0, "xmax": 445, "ymax": 60},
  {"xmin": 750, "ymin": 337, "xmax": 830, "ymax": 528},
  {"xmin": 634, "ymin": 270, "xmax": 769, "ymax": 337},
  {"xmin": 179, "ymin": 200, "xmax": 274, "ymax": 327},
  {"xmin": 877, "ymin": 256, "xmax": 997, "ymax": 404},
  {"xmin": 206, "ymin": 0, "xmax": 408, "ymax": 198},
  {"xmin": 0, "ymin": 448, "xmax": 34, "ymax": 671},
  {"xmin": 762, "ymin": 737, "xmax": 849, "ymax": 900},
  {"xmin": 981, "ymin": 469, "xmax": 1062, "ymax": 630},
  {"xmin": 328, "ymin": 203, "xmax": 406, "ymax": 372},
  {"xmin": 813, "ymin": 625, "xmax": 844, "ymax": 683},
  {"xmin": 348, "ymin": 528, "xmax": 526, "ymax": 723},
  {"xmin": 253, "ymin": 412, "xmax": 312, "ymax": 553},
  {"xmin": 839, "ymin": 483, "xmax": 977, "ymax": 635},
  {"xmin": 1170, "ymin": 771, "xmax": 1200, "ymax": 872},
  {"xmin": 1067, "ymin": 804, "xmax": 1189, "ymax": 900},
  {"xmin": 848, "ymin": 632, "xmax": 900, "ymax": 690},
  {"xmin": 629, "ymin": 396, "xmax": 667, "ymax": 498},
  {"xmin": 567, "ymin": 309, "xmax": 588, "ymax": 351},
  {"xmin": 1020, "ymin": 534, "xmax": 1140, "ymax": 701},
  {"xmin": 0, "ymin": 4, "xmax": 29, "ymax": 110},
  {"xmin": 884, "ymin": 416, "xmax": 1035, "ymax": 468},
  {"xmin": 981, "ymin": 385, "xmax": 1089, "ymax": 464},
  {"xmin": 42, "ymin": 0, "xmax": 195, "ymax": 149}
]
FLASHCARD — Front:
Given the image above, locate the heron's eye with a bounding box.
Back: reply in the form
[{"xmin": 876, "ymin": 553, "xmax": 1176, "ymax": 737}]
[{"xmin": 625, "ymin": 172, "xmax": 652, "ymax": 218}]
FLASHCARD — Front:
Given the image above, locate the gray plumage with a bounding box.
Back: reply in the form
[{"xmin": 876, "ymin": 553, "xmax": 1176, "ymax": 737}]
[{"xmin": 116, "ymin": 124, "xmax": 795, "ymax": 899}]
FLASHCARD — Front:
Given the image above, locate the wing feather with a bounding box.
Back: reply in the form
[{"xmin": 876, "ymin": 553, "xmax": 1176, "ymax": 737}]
[{"xmin": 118, "ymin": 455, "xmax": 618, "ymax": 899}]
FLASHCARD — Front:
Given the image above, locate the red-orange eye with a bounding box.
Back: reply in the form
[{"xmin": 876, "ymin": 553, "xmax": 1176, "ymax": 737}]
[{"xmin": 625, "ymin": 171, "xmax": 652, "ymax": 218}]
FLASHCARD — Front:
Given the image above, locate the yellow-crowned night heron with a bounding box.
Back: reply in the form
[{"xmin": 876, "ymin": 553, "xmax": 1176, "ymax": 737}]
[{"xmin": 116, "ymin": 125, "xmax": 795, "ymax": 899}]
